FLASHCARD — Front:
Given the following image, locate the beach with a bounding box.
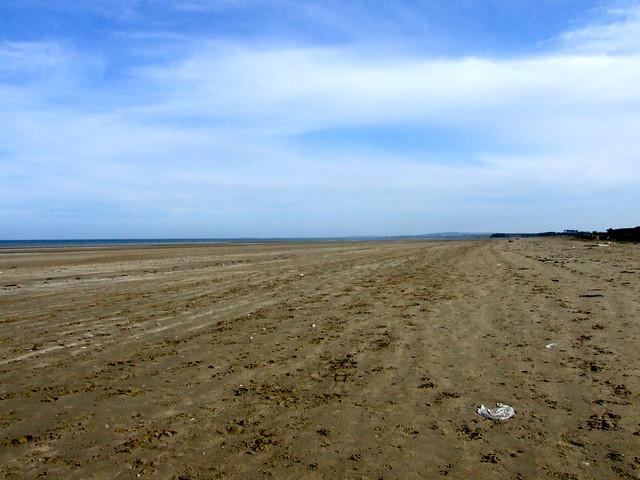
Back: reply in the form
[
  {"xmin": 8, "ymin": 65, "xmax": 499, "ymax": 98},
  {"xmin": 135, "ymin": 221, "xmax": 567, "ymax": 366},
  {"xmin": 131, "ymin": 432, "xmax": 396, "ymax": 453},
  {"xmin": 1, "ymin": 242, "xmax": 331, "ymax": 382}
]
[{"xmin": 1, "ymin": 238, "xmax": 639, "ymax": 479}]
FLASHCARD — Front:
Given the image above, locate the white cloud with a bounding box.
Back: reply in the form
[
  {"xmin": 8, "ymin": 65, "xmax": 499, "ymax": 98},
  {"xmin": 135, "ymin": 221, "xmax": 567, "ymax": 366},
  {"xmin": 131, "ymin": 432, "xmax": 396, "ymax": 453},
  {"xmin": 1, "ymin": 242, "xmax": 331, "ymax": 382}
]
[
  {"xmin": 126, "ymin": 39, "xmax": 640, "ymax": 183},
  {"xmin": 131, "ymin": 39, "xmax": 639, "ymax": 128},
  {"xmin": 560, "ymin": 4, "xmax": 640, "ymax": 54}
]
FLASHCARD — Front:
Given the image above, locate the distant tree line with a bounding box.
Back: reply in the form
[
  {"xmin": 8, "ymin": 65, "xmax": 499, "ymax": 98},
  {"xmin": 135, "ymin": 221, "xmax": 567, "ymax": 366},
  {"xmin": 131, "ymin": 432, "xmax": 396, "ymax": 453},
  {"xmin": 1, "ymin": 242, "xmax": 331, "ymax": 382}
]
[
  {"xmin": 580, "ymin": 226, "xmax": 640, "ymax": 242},
  {"xmin": 491, "ymin": 227, "xmax": 640, "ymax": 242}
]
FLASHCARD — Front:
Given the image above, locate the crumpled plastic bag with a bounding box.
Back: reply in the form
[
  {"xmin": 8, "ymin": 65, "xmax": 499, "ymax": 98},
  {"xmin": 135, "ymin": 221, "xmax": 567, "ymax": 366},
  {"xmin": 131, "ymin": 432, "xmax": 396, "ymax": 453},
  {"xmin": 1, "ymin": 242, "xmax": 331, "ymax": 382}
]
[{"xmin": 477, "ymin": 402, "xmax": 515, "ymax": 420}]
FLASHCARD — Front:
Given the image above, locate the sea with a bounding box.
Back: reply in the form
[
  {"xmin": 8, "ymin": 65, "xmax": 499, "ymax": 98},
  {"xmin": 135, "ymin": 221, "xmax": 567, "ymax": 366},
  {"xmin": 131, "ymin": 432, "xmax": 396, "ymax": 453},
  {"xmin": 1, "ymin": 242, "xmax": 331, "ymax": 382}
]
[{"xmin": 0, "ymin": 233, "xmax": 491, "ymax": 249}]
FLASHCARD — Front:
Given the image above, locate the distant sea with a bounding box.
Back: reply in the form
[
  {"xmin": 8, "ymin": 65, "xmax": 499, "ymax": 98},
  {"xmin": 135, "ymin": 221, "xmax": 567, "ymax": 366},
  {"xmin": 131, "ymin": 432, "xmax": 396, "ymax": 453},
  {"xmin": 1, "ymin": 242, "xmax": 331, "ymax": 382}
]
[
  {"xmin": 0, "ymin": 238, "xmax": 320, "ymax": 249},
  {"xmin": 0, "ymin": 234, "xmax": 491, "ymax": 249}
]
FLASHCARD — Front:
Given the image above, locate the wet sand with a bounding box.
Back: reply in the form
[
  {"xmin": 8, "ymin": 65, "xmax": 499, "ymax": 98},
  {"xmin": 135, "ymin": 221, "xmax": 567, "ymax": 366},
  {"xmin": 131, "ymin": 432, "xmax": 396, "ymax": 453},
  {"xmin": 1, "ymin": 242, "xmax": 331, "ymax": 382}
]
[{"xmin": 1, "ymin": 238, "xmax": 639, "ymax": 479}]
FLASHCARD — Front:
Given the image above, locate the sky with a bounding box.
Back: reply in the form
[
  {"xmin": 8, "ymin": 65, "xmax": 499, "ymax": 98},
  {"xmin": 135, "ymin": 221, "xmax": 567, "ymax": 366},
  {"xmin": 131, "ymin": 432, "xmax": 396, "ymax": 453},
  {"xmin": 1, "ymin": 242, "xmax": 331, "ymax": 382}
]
[{"xmin": 1, "ymin": 0, "xmax": 639, "ymax": 239}]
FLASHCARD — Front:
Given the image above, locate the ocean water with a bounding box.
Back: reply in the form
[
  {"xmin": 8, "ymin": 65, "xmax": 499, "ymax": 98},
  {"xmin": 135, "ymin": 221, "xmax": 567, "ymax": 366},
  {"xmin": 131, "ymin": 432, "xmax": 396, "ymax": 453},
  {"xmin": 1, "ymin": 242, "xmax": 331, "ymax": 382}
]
[
  {"xmin": 0, "ymin": 233, "xmax": 491, "ymax": 249},
  {"xmin": 0, "ymin": 237, "xmax": 378, "ymax": 249},
  {"xmin": 0, "ymin": 238, "xmax": 306, "ymax": 248}
]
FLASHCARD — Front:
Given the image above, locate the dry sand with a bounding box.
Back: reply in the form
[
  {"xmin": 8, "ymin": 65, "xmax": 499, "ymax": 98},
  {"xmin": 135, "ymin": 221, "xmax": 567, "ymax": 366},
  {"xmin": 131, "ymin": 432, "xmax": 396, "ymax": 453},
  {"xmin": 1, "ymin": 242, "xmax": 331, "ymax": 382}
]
[{"xmin": 1, "ymin": 238, "xmax": 639, "ymax": 479}]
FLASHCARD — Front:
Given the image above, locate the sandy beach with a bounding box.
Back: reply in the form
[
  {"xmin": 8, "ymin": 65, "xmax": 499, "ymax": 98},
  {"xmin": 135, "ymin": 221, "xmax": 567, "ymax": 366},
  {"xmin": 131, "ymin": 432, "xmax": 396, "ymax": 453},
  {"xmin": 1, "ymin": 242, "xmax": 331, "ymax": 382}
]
[{"xmin": 1, "ymin": 238, "xmax": 639, "ymax": 479}]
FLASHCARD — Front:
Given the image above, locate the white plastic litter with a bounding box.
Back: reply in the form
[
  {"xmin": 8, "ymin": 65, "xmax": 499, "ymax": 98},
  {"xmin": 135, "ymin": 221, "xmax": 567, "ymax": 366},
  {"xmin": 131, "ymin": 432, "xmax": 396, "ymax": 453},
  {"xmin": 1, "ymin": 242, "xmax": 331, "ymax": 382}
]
[
  {"xmin": 545, "ymin": 343, "xmax": 557, "ymax": 349},
  {"xmin": 477, "ymin": 402, "xmax": 516, "ymax": 420}
]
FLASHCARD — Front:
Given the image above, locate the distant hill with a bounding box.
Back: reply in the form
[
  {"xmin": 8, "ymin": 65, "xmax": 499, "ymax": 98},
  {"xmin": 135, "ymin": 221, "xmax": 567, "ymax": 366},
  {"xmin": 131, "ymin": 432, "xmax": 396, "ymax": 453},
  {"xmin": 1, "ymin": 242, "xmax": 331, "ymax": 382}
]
[
  {"xmin": 391, "ymin": 232, "xmax": 492, "ymax": 240},
  {"xmin": 490, "ymin": 230, "xmax": 583, "ymax": 239}
]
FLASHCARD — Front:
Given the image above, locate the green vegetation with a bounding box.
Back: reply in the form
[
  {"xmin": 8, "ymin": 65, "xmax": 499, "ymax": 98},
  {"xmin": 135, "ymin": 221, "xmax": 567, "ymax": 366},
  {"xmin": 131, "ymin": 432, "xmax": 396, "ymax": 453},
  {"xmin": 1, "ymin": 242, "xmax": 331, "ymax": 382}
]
[{"xmin": 580, "ymin": 227, "xmax": 640, "ymax": 243}]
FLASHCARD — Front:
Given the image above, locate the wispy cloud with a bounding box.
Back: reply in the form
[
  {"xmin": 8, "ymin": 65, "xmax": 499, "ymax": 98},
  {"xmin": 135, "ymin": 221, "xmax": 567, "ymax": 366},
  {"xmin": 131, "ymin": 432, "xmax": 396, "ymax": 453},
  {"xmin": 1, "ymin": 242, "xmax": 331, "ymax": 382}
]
[{"xmin": 560, "ymin": 4, "xmax": 640, "ymax": 54}]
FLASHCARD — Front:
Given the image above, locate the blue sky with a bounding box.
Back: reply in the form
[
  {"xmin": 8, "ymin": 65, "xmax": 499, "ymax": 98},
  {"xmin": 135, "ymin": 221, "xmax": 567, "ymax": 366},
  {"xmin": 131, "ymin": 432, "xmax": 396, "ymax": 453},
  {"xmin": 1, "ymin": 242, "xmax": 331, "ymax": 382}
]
[{"xmin": 1, "ymin": 0, "xmax": 639, "ymax": 238}]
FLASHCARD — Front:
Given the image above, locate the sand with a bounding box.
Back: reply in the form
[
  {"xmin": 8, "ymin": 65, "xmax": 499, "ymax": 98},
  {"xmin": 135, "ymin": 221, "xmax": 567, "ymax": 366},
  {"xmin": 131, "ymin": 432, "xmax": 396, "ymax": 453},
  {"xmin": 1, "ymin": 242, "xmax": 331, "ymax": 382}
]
[{"xmin": 1, "ymin": 238, "xmax": 639, "ymax": 479}]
